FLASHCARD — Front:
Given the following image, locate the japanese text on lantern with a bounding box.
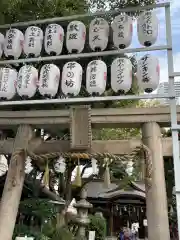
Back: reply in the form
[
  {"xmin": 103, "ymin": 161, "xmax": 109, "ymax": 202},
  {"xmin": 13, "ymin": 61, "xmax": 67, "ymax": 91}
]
[
  {"xmin": 7, "ymin": 29, "xmax": 16, "ymax": 50},
  {"xmin": 46, "ymin": 24, "xmax": 57, "ymax": 47},
  {"xmin": 90, "ymin": 60, "xmax": 98, "ymax": 87},
  {"xmin": 28, "ymin": 26, "xmax": 41, "ymax": 48},
  {"xmin": 142, "ymin": 11, "xmax": 153, "ymax": 35},
  {"xmin": 116, "ymin": 58, "xmax": 125, "ymax": 84},
  {"xmin": 92, "ymin": 18, "xmax": 105, "ymax": 43},
  {"xmin": 68, "ymin": 23, "xmax": 79, "ymax": 40},
  {"xmin": 65, "ymin": 62, "xmax": 76, "ymax": 87},
  {"xmin": 142, "ymin": 55, "xmax": 150, "ymax": 82},
  {"xmin": 42, "ymin": 64, "xmax": 50, "ymax": 88},
  {"xmin": 1, "ymin": 69, "xmax": 9, "ymax": 92},
  {"xmin": 24, "ymin": 66, "xmax": 31, "ymax": 88},
  {"xmin": 18, "ymin": 70, "xmax": 23, "ymax": 89},
  {"xmin": 117, "ymin": 15, "xmax": 127, "ymax": 39}
]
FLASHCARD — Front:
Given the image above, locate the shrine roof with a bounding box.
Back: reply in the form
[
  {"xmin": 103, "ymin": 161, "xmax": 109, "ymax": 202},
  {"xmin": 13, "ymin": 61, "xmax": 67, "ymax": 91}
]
[{"xmin": 85, "ymin": 180, "xmax": 146, "ymax": 200}]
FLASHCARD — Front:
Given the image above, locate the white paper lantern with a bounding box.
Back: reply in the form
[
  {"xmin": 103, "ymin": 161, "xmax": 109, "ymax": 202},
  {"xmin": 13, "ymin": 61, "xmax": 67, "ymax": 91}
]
[
  {"xmin": 89, "ymin": 18, "xmax": 109, "ymax": 51},
  {"xmin": 61, "ymin": 61, "xmax": 82, "ymax": 96},
  {"xmin": 39, "ymin": 64, "xmax": 60, "ymax": 97},
  {"xmin": 66, "ymin": 21, "xmax": 86, "ymax": 53},
  {"xmin": 111, "ymin": 14, "xmax": 133, "ymax": 49},
  {"xmin": 137, "ymin": 10, "xmax": 159, "ymax": 47},
  {"xmin": 17, "ymin": 65, "xmax": 38, "ymax": 99},
  {"xmin": 0, "ymin": 33, "xmax": 4, "ymax": 58},
  {"xmin": 4, "ymin": 29, "xmax": 24, "ymax": 59},
  {"xmin": 111, "ymin": 57, "xmax": 132, "ymax": 93},
  {"xmin": 44, "ymin": 24, "xmax": 64, "ymax": 56},
  {"xmin": 0, "ymin": 68, "xmax": 17, "ymax": 100},
  {"xmin": 24, "ymin": 26, "xmax": 43, "ymax": 57},
  {"xmin": 86, "ymin": 60, "xmax": 107, "ymax": 96},
  {"xmin": 137, "ymin": 54, "xmax": 160, "ymax": 93}
]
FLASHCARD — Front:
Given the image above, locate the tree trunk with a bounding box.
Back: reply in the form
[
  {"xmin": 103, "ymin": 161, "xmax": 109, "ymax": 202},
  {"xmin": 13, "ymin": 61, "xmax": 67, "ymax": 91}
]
[{"xmin": 0, "ymin": 125, "xmax": 33, "ymax": 240}]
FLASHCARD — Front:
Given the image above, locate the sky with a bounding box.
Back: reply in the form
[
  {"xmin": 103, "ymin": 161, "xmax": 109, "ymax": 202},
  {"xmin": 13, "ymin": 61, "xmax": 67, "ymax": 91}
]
[{"xmin": 130, "ymin": 0, "xmax": 180, "ymax": 83}]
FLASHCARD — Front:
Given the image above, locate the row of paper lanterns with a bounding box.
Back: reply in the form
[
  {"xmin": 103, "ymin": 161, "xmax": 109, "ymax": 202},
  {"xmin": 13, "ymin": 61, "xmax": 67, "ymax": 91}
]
[
  {"xmin": 0, "ymin": 54, "xmax": 159, "ymax": 100},
  {"xmin": 0, "ymin": 10, "xmax": 158, "ymax": 59}
]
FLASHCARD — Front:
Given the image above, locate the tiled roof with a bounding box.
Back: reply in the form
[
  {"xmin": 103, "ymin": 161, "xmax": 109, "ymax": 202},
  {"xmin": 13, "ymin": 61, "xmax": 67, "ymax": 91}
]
[{"xmin": 85, "ymin": 180, "xmax": 145, "ymax": 199}]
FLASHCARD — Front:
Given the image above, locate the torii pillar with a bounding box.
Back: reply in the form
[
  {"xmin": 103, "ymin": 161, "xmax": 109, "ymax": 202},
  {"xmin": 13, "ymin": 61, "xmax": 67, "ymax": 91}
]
[{"xmin": 142, "ymin": 122, "xmax": 170, "ymax": 240}]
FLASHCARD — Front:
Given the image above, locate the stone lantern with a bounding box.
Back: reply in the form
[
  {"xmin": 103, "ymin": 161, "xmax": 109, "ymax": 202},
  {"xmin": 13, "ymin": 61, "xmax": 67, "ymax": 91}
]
[{"xmin": 74, "ymin": 188, "xmax": 92, "ymax": 240}]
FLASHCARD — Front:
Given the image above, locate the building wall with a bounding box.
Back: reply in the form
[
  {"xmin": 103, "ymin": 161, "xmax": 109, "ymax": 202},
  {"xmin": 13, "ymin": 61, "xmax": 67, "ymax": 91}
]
[{"xmin": 157, "ymin": 82, "xmax": 180, "ymax": 105}]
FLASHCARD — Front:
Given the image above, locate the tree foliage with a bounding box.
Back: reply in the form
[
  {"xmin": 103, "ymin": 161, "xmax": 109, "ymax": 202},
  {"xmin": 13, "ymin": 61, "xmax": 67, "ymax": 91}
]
[
  {"xmin": 0, "ymin": 0, "xmax": 87, "ymax": 24},
  {"xmin": 89, "ymin": 0, "xmax": 156, "ymax": 12},
  {"xmin": 14, "ymin": 198, "xmax": 107, "ymax": 240},
  {"xmin": 87, "ymin": 214, "xmax": 107, "ymax": 240},
  {"xmin": 0, "ymin": 0, "xmax": 157, "ymax": 25}
]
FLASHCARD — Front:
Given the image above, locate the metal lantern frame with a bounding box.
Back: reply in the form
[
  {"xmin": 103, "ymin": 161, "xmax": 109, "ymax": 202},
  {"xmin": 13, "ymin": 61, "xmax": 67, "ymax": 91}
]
[{"xmin": 0, "ymin": 1, "xmax": 180, "ymax": 238}]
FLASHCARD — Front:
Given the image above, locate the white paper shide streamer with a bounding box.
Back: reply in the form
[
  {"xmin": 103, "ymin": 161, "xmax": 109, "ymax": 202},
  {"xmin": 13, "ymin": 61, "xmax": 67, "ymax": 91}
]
[
  {"xmin": 137, "ymin": 10, "xmax": 158, "ymax": 47},
  {"xmin": 111, "ymin": 57, "xmax": 132, "ymax": 93},
  {"xmin": 24, "ymin": 26, "xmax": 43, "ymax": 57},
  {"xmin": 25, "ymin": 157, "xmax": 33, "ymax": 174},
  {"xmin": 137, "ymin": 54, "xmax": 160, "ymax": 93},
  {"xmin": 44, "ymin": 24, "xmax": 64, "ymax": 56},
  {"xmin": 61, "ymin": 61, "xmax": 82, "ymax": 96},
  {"xmin": 111, "ymin": 14, "xmax": 133, "ymax": 49},
  {"xmin": 54, "ymin": 156, "xmax": 66, "ymax": 173},
  {"xmin": 66, "ymin": 21, "xmax": 86, "ymax": 53},
  {"xmin": 39, "ymin": 64, "xmax": 60, "ymax": 98},
  {"xmin": 17, "ymin": 65, "xmax": 38, "ymax": 99},
  {"xmin": 91, "ymin": 158, "xmax": 99, "ymax": 175},
  {"xmin": 4, "ymin": 28, "xmax": 24, "ymax": 59},
  {"xmin": 89, "ymin": 18, "xmax": 109, "ymax": 51},
  {"xmin": 0, "ymin": 68, "xmax": 17, "ymax": 100},
  {"xmin": 86, "ymin": 60, "xmax": 107, "ymax": 96}
]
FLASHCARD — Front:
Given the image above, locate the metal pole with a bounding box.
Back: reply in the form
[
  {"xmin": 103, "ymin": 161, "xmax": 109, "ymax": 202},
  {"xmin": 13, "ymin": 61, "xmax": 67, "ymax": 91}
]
[
  {"xmin": 0, "ymin": 45, "xmax": 170, "ymax": 65},
  {"xmin": 170, "ymin": 72, "xmax": 180, "ymax": 78},
  {"xmin": 0, "ymin": 94, "xmax": 172, "ymax": 107},
  {"xmin": 165, "ymin": 4, "xmax": 180, "ymax": 238}
]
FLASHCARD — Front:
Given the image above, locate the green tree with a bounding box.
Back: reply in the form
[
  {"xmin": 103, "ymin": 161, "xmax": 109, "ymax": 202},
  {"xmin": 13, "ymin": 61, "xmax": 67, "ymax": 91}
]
[
  {"xmin": 0, "ymin": 0, "xmax": 87, "ymax": 24},
  {"xmin": 89, "ymin": 0, "xmax": 156, "ymax": 12}
]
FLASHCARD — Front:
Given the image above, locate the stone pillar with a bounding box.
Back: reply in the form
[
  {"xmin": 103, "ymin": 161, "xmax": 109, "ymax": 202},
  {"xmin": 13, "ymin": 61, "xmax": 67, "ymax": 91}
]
[{"xmin": 142, "ymin": 122, "xmax": 170, "ymax": 240}]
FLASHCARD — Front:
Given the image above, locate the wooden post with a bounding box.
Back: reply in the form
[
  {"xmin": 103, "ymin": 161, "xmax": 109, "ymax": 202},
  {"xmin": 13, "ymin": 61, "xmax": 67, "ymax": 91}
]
[
  {"xmin": 0, "ymin": 125, "xmax": 33, "ymax": 240},
  {"xmin": 142, "ymin": 122, "xmax": 170, "ymax": 240}
]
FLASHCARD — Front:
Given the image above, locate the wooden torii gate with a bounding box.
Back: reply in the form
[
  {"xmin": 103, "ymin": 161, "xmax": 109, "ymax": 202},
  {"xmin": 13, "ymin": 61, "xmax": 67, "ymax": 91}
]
[
  {"xmin": 0, "ymin": 105, "xmax": 175, "ymax": 240},
  {"xmin": 0, "ymin": 2, "xmax": 178, "ymax": 240}
]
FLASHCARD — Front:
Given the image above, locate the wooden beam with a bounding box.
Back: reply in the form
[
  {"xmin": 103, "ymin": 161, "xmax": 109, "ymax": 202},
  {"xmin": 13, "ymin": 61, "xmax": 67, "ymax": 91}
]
[
  {"xmin": 0, "ymin": 125, "xmax": 33, "ymax": 240},
  {"xmin": 0, "ymin": 106, "xmax": 179, "ymax": 129},
  {"xmin": 0, "ymin": 137, "xmax": 174, "ymax": 157}
]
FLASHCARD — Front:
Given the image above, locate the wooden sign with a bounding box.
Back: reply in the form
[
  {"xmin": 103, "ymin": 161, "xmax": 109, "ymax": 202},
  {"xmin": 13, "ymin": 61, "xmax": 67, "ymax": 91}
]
[{"xmin": 70, "ymin": 105, "xmax": 92, "ymax": 150}]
